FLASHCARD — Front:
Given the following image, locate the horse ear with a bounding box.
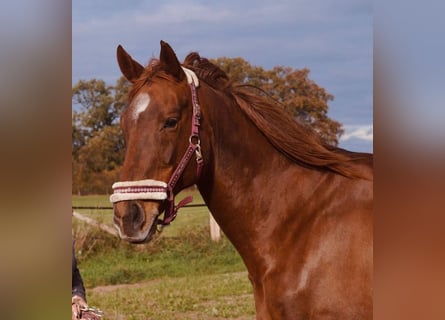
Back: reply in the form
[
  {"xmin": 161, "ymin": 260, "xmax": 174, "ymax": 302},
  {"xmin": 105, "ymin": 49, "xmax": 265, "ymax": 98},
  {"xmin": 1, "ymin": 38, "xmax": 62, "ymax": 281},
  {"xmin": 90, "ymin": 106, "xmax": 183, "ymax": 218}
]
[
  {"xmin": 159, "ymin": 40, "xmax": 184, "ymax": 82},
  {"xmin": 116, "ymin": 45, "xmax": 144, "ymax": 83}
]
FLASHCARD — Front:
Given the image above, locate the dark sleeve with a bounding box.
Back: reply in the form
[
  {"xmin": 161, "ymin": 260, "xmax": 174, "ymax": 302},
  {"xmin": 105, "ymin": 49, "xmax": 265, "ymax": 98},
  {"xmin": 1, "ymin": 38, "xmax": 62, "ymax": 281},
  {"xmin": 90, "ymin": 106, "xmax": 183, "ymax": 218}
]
[{"xmin": 72, "ymin": 241, "xmax": 86, "ymax": 301}]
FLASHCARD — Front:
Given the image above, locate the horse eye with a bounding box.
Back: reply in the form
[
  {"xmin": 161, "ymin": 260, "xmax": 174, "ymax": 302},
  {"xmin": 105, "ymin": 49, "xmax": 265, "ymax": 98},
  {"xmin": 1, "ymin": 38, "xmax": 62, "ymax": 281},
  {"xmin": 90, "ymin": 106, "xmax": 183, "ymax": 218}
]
[{"xmin": 163, "ymin": 118, "xmax": 178, "ymax": 129}]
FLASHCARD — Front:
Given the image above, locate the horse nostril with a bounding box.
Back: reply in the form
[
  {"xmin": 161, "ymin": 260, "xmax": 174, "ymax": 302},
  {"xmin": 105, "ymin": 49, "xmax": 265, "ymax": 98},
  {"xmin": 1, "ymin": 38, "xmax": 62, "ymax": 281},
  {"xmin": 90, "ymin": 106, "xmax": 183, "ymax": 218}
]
[{"xmin": 129, "ymin": 202, "xmax": 145, "ymax": 229}]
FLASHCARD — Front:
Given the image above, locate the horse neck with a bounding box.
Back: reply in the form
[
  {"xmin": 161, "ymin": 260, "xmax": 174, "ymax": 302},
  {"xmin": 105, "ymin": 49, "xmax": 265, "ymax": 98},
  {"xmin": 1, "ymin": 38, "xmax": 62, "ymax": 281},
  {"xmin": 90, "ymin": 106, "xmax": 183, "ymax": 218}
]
[
  {"xmin": 197, "ymin": 84, "xmax": 283, "ymax": 194},
  {"xmin": 195, "ymin": 84, "xmax": 309, "ymax": 268}
]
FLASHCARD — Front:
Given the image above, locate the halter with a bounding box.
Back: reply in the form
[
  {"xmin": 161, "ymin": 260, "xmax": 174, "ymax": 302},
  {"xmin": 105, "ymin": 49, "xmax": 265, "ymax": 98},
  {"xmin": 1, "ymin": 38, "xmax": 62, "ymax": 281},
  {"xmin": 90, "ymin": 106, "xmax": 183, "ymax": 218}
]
[{"xmin": 110, "ymin": 67, "xmax": 203, "ymax": 225}]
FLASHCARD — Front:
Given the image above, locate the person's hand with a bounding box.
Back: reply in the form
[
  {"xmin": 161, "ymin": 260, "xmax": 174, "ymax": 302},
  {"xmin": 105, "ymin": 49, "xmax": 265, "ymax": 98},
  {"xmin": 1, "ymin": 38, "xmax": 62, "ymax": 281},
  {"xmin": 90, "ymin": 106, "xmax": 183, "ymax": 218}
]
[{"xmin": 72, "ymin": 295, "xmax": 88, "ymax": 320}]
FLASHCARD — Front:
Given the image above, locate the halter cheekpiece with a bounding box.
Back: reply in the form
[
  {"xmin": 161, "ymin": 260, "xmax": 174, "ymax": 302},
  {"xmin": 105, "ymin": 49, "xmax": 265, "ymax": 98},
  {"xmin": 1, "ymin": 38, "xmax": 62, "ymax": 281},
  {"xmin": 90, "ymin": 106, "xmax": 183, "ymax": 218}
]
[{"xmin": 110, "ymin": 67, "xmax": 203, "ymax": 225}]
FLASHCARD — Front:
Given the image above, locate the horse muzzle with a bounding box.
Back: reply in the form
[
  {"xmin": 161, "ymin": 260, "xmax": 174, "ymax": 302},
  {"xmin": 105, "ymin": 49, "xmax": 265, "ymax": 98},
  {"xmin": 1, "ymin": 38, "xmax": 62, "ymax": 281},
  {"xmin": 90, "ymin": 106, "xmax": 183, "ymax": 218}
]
[{"xmin": 112, "ymin": 200, "xmax": 160, "ymax": 243}]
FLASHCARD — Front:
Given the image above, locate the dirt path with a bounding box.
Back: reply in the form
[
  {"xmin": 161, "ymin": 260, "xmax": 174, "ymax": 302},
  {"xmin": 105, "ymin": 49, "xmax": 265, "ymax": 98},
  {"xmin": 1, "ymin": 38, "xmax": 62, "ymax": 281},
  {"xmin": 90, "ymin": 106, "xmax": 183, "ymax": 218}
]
[{"xmin": 90, "ymin": 278, "xmax": 163, "ymax": 293}]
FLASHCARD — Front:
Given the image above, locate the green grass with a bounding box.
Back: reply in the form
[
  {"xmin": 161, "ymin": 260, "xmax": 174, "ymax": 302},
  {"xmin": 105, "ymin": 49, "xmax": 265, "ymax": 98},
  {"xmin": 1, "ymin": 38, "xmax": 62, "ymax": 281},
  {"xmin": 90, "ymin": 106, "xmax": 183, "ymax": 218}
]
[
  {"xmin": 74, "ymin": 226, "xmax": 246, "ymax": 287},
  {"xmin": 72, "ymin": 194, "xmax": 255, "ymax": 319},
  {"xmin": 88, "ymin": 272, "xmax": 254, "ymax": 320}
]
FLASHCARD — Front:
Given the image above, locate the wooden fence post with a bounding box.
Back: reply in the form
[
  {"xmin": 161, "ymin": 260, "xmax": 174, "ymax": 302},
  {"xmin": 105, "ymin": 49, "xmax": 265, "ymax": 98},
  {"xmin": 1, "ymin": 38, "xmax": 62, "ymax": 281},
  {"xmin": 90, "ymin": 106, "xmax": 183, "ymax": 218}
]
[
  {"xmin": 209, "ymin": 212, "xmax": 221, "ymax": 242},
  {"xmin": 72, "ymin": 211, "xmax": 118, "ymax": 236}
]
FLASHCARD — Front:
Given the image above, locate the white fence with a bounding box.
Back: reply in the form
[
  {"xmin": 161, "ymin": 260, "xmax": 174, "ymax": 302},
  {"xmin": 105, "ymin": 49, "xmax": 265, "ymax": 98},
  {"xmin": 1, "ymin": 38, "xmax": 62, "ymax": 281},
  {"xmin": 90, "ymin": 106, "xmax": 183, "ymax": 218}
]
[{"xmin": 73, "ymin": 206, "xmax": 221, "ymax": 242}]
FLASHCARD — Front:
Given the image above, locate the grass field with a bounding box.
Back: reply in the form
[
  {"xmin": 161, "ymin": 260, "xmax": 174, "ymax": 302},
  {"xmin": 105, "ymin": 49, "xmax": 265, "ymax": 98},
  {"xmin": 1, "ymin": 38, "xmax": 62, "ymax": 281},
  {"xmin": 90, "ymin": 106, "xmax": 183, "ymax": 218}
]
[{"xmin": 72, "ymin": 193, "xmax": 255, "ymax": 319}]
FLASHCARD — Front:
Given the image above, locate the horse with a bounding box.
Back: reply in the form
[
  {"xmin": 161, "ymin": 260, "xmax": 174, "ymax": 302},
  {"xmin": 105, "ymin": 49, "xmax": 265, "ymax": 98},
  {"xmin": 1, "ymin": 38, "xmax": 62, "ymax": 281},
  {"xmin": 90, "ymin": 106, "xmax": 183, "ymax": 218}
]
[{"xmin": 111, "ymin": 40, "xmax": 373, "ymax": 319}]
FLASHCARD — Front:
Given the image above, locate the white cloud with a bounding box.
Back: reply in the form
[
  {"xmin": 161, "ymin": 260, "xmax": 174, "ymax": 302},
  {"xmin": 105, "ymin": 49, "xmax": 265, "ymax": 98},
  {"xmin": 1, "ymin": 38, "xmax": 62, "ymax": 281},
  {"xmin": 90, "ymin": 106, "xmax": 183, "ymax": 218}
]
[{"xmin": 340, "ymin": 124, "xmax": 373, "ymax": 142}]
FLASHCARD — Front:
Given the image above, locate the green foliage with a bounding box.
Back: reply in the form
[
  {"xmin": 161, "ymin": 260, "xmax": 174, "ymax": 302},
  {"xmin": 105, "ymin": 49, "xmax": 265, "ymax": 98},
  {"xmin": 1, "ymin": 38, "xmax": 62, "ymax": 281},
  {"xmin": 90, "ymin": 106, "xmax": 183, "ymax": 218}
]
[{"xmin": 72, "ymin": 77, "xmax": 130, "ymax": 194}]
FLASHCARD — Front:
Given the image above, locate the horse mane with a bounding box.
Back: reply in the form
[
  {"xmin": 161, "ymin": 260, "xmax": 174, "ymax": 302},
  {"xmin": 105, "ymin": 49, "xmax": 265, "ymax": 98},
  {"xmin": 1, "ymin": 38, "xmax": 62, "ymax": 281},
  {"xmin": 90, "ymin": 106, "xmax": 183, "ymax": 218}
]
[
  {"xmin": 128, "ymin": 53, "xmax": 369, "ymax": 178},
  {"xmin": 183, "ymin": 52, "xmax": 370, "ymax": 178}
]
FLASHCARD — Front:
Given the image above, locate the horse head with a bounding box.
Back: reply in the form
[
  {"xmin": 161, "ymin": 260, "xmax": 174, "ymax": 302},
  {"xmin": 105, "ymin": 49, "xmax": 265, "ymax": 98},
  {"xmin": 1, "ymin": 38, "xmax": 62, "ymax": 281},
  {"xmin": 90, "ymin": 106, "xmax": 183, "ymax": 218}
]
[{"xmin": 111, "ymin": 41, "xmax": 203, "ymax": 243}]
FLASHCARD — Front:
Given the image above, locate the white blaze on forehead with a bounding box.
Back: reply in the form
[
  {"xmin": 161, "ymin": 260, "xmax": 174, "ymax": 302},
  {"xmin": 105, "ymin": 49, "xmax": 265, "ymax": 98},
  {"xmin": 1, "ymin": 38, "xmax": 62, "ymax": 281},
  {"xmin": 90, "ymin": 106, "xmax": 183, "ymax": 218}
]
[{"xmin": 132, "ymin": 92, "xmax": 151, "ymax": 121}]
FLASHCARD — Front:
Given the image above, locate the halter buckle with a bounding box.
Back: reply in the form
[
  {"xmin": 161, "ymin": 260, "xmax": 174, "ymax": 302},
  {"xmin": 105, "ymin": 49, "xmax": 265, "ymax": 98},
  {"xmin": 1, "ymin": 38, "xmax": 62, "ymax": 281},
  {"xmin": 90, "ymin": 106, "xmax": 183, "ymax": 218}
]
[{"xmin": 195, "ymin": 144, "xmax": 202, "ymax": 161}]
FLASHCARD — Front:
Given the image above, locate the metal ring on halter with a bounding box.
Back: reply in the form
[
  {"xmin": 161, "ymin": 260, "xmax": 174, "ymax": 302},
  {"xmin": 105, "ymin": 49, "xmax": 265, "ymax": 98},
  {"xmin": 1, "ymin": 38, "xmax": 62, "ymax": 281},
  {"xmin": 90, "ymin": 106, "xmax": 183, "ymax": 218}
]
[{"xmin": 189, "ymin": 134, "xmax": 201, "ymax": 146}]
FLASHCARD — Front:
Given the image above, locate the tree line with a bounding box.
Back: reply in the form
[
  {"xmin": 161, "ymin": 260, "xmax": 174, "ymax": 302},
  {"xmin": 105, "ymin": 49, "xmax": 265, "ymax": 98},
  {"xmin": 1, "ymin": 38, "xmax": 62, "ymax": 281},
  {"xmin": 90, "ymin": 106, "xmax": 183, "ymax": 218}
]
[{"xmin": 72, "ymin": 57, "xmax": 343, "ymax": 195}]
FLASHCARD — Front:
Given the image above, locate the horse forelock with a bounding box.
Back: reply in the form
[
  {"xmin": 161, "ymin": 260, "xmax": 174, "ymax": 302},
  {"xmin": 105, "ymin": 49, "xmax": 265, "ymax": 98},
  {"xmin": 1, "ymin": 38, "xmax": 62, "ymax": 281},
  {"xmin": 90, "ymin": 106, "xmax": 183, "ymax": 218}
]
[{"xmin": 128, "ymin": 58, "xmax": 174, "ymax": 101}]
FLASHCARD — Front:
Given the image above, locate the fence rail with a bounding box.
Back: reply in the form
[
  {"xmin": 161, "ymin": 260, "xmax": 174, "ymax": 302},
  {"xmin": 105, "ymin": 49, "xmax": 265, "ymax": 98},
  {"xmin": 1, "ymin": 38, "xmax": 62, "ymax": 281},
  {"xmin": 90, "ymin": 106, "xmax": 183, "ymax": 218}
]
[{"xmin": 72, "ymin": 202, "xmax": 220, "ymax": 241}]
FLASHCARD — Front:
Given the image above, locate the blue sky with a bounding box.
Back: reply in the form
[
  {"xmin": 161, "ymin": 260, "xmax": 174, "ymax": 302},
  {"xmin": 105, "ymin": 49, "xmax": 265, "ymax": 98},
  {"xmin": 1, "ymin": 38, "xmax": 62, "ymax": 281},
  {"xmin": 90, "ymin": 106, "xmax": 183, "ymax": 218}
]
[{"xmin": 73, "ymin": 0, "xmax": 373, "ymax": 152}]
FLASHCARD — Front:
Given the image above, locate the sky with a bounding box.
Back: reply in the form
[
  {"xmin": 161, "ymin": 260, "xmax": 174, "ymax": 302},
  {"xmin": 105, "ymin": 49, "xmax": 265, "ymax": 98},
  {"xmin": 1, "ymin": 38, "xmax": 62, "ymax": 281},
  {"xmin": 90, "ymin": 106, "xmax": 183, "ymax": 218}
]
[{"xmin": 72, "ymin": 0, "xmax": 373, "ymax": 152}]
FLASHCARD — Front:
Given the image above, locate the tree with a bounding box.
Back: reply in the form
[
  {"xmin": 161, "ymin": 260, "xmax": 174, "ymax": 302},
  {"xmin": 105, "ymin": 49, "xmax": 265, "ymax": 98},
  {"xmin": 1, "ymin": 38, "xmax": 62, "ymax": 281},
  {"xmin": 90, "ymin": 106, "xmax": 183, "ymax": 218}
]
[
  {"xmin": 72, "ymin": 78, "xmax": 129, "ymax": 194},
  {"xmin": 211, "ymin": 57, "xmax": 343, "ymax": 145}
]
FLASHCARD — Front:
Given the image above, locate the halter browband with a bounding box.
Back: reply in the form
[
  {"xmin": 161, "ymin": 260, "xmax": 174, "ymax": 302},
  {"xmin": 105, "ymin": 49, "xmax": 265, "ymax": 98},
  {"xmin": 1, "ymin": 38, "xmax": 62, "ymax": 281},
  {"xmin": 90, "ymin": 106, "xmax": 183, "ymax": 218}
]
[{"xmin": 110, "ymin": 67, "xmax": 203, "ymax": 225}]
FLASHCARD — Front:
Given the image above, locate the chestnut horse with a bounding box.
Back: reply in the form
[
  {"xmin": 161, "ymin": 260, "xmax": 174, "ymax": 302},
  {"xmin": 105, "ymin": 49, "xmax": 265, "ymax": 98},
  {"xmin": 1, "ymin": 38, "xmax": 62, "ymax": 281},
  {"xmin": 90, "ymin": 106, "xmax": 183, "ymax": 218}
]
[{"xmin": 111, "ymin": 41, "xmax": 373, "ymax": 319}]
